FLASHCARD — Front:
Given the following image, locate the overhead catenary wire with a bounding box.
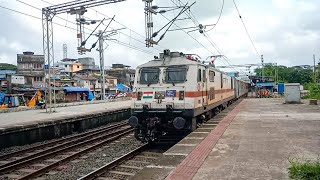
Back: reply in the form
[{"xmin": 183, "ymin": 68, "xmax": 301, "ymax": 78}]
[
  {"xmin": 205, "ymin": 0, "xmax": 224, "ymax": 32},
  {"xmin": 173, "ymin": 0, "xmax": 249, "ymax": 75},
  {"xmin": 170, "ymin": 0, "xmax": 239, "ymax": 70},
  {"xmin": 38, "ymin": 0, "xmax": 163, "ymax": 52},
  {"xmin": 232, "ymin": 0, "xmax": 261, "ymax": 58},
  {"xmin": 160, "ymin": 13, "xmax": 230, "ymax": 66},
  {"xmin": 0, "ymin": 4, "xmax": 154, "ymax": 56}
]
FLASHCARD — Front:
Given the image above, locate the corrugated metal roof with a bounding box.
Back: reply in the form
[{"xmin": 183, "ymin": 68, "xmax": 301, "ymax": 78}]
[
  {"xmin": 63, "ymin": 87, "xmax": 90, "ymax": 93},
  {"xmin": 256, "ymin": 82, "xmax": 275, "ymax": 87}
]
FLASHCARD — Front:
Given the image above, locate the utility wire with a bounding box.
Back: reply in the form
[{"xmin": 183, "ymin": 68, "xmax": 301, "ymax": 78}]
[
  {"xmin": 38, "ymin": 0, "xmax": 162, "ymax": 52},
  {"xmin": 173, "ymin": 0, "xmax": 248, "ymax": 75},
  {"xmin": 0, "ymin": 4, "xmax": 154, "ymax": 56},
  {"xmin": 232, "ymin": 0, "xmax": 261, "ymax": 58},
  {"xmin": 205, "ymin": 0, "xmax": 224, "ymax": 32}
]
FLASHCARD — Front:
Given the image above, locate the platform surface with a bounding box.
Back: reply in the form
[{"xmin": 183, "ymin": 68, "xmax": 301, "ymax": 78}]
[
  {"xmin": 0, "ymin": 100, "xmax": 131, "ymax": 129},
  {"xmin": 133, "ymin": 98, "xmax": 320, "ymax": 180},
  {"xmin": 179, "ymin": 98, "xmax": 320, "ymax": 180}
]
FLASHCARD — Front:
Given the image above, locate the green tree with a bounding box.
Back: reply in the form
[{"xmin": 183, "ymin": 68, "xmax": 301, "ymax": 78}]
[
  {"xmin": 255, "ymin": 65, "xmax": 313, "ymax": 85},
  {"xmin": 0, "ymin": 63, "xmax": 17, "ymax": 70}
]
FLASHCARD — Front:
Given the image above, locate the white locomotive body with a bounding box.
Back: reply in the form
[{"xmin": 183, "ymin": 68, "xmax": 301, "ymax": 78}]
[{"xmin": 129, "ymin": 50, "xmax": 249, "ymax": 142}]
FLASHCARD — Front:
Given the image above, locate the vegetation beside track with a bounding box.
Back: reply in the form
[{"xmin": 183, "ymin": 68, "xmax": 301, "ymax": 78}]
[{"xmin": 288, "ymin": 158, "xmax": 320, "ymax": 180}]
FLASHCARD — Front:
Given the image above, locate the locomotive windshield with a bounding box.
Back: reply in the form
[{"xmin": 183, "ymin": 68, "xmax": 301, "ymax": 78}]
[
  {"xmin": 165, "ymin": 66, "xmax": 187, "ymax": 83},
  {"xmin": 139, "ymin": 68, "xmax": 160, "ymax": 84}
]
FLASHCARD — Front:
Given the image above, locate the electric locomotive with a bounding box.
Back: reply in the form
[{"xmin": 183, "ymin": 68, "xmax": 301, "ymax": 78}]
[{"xmin": 129, "ymin": 50, "xmax": 248, "ymax": 142}]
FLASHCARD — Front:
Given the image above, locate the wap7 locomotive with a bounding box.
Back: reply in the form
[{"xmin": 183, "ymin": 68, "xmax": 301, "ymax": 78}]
[{"xmin": 129, "ymin": 50, "xmax": 248, "ymax": 142}]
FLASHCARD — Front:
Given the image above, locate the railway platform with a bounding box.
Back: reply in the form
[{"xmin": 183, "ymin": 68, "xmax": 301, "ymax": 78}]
[
  {"xmin": 0, "ymin": 100, "xmax": 131, "ymax": 149},
  {"xmin": 132, "ymin": 98, "xmax": 320, "ymax": 180}
]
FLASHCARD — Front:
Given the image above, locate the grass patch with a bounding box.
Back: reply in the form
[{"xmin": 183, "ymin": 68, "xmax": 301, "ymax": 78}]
[{"xmin": 288, "ymin": 158, "xmax": 320, "ymax": 180}]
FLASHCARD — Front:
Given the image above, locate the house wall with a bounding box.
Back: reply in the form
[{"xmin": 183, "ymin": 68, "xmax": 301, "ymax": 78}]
[{"xmin": 64, "ymin": 93, "xmax": 78, "ymax": 102}]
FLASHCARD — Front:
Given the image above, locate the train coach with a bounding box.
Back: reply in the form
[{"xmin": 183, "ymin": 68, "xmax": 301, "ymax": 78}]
[{"xmin": 129, "ymin": 50, "xmax": 249, "ymax": 142}]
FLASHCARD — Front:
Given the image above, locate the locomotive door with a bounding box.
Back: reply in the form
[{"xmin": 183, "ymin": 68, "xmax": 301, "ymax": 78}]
[{"xmin": 202, "ymin": 68, "xmax": 208, "ymax": 107}]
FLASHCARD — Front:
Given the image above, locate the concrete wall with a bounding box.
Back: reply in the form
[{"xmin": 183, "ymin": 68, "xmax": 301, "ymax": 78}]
[{"xmin": 0, "ymin": 108, "xmax": 131, "ymax": 149}]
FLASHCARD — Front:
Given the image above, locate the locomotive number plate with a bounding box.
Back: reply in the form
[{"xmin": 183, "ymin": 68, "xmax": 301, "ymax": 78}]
[{"xmin": 166, "ymin": 90, "xmax": 176, "ymax": 97}]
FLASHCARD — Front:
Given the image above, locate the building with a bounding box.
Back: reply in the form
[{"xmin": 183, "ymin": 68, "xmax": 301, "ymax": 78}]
[
  {"xmin": 0, "ymin": 70, "xmax": 16, "ymax": 92},
  {"xmin": 106, "ymin": 64, "xmax": 135, "ymax": 85},
  {"xmin": 56, "ymin": 58, "xmax": 83, "ymax": 77},
  {"xmin": 74, "ymin": 75, "xmax": 98, "ymax": 90},
  {"xmin": 16, "ymin": 51, "xmax": 45, "ymax": 88},
  {"xmin": 78, "ymin": 57, "xmax": 96, "ymax": 69},
  {"xmin": 76, "ymin": 67, "xmax": 101, "ymax": 76}
]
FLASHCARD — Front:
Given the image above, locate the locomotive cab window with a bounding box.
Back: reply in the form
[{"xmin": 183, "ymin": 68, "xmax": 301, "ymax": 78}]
[
  {"xmin": 164, "ymin": 66, "xmax": 187, "ymax": 83},
  {"xmin": 139, "ymin": 67, "xmax": 160, "ymax": 84}
]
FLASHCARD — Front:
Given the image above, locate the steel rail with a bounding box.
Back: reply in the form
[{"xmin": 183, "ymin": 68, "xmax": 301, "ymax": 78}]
[
  {"xmin": 0, "ymin": 121, "xmax": 128, "ymax": 161},
  {"xmin": 78, "ymin": 143, "xmax": 149, "ymax": 180},
  {"xmin": 0, "ymin": 127, "xmax": 133, "ymax": 175}
]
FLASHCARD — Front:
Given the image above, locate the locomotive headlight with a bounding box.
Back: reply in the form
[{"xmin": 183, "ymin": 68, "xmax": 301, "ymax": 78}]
[
  {"xmin": 173, "ymin": 117, "xmax": 186, "ymax": 129},
  {"xmin": 129, "ymin": 116, "xmax": 139, "ymax": 127},
  {"xmin": 179, "ymin": 91, "xmax": 185, "ymax": 100},
  {"xmin": 137, "ymin": 92, "xmax": 142, "ymax": 100}
]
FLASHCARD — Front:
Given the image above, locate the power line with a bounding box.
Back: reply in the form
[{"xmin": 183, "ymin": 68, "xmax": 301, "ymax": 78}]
[
  {"xmin": 170, "ymin": 1, "xmax": 237, "ymax": 69},
  {"xmin": 173, "ymin": 0, "xmax": 248, "ymax": 75},
  {"xmin": 232, "ymin": 0, "xmax": 260, "ymax": 58},
  {"xmin": 160, "ymin": 13, "xmax": 230, "ymax": 67},
  {"xmin": 205, "ymin": 0, "xmax": 224, "ymax": 32},
  {"xmin": 39, "ymin": 0, "xmax": 163, "ymax": 52},
  {"xmin": 0, "ymin": 3, "xmax": 154, "ymax": 56}
]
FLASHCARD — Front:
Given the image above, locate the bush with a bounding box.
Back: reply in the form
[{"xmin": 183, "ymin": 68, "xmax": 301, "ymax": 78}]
[
  {"xmin": 305, "ymin": 83, "xmax": 320, "ymax": 100},
  {"xmin": 288, "ymin": 158, "xmax": 320, "ymax": 180}
]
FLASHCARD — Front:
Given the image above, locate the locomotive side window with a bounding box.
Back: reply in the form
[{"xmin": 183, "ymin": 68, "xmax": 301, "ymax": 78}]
[
  {"xmin": 231, "ymin": 78, "xmax": 234, "ymax": 89},
  {"xmin": 139, "ymin": 68, "xmax": 160, "ymax": 84},
  {"xmin": 203, "ymin": 70, "xmax": 206, "ymax": 82},
  {"xmin": 209, "ymin": 71, "xmax": 215, "ymax": 82},
  {"xmin": 220, "ymin": 74, "xmax": 223, "ymax": 88},
  {"xmin": 197, "ymin": 69, "xmax": 202, "ymax": 82},
  {"xmin": 165, "ymin": 66, "xmax": 187, "ymax": 83}
]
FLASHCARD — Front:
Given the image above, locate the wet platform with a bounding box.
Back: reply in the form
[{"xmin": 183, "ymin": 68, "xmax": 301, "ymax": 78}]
[
  {"xmin": 0, "ymin": 100, "xmax": 131, "ymax": 149},
  {"xmin": 133, "ymin": 98, "xmax": 320, "ymax": 180}
]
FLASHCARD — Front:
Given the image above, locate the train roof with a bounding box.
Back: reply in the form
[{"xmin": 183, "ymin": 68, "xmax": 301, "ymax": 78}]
[{"xmin": 137, "ymin": 51, "xmax": 230, "ymax": 75}]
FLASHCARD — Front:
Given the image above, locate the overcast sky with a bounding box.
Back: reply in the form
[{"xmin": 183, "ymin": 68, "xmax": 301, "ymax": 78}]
[{"xmin": 0, "ymin": 0, "xmax": 319, "ymax": 73}]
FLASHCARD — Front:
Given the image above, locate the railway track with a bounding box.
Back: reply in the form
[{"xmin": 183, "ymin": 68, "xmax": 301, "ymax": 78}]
[
  {"xmin": 0, "ymin": 121, "xmax": 133, "ymax": 180},
  {"xmin": 78, "ymin": 143, "xmax": 166, "ymax": 180}
]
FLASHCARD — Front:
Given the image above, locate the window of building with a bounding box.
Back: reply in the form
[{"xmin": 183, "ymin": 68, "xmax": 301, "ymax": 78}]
[
  {"xmin": 65, "ymin": 65, "xmax": 68, "ymax": 68},
  {"xmin": 33, "ymin": 77, "xmax": 43, "ymax": 82},
  {"xmin": 209, "ymin": 71, "xmax": 215, "ymax": 82},
  {"xmin": 197, "ymin": 69, "xmax": 202, "ymax": 82},
  {"xmin": 109, "ymin": 79, "xmax": 114, "ymax": 85},
  {"xmin": 77, "ymin": 65, "xmax": 80, "ymax": 68}
]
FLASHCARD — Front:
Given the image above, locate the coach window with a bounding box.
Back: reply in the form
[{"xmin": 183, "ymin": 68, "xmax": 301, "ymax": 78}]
[
  {"xmin": 197, "ymin": 69, "xmax": 202, "ymax": 82},
  {"xmin": 209, "ymin": 71, "xmax": 215, "ymax": 82}
]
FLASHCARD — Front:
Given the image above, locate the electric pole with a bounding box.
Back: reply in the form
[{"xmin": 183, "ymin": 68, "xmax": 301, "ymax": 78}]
[
  {"xmin": 98, "ymin": 30, "xmax": 106, "ymax": 100},
  {"xmin": 261, "ymin": 54, "xmax": 264, "ymax": 81},
  {"xmin": 314, "ymin": 54, "xmax": 316, "ymax": 84}
]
